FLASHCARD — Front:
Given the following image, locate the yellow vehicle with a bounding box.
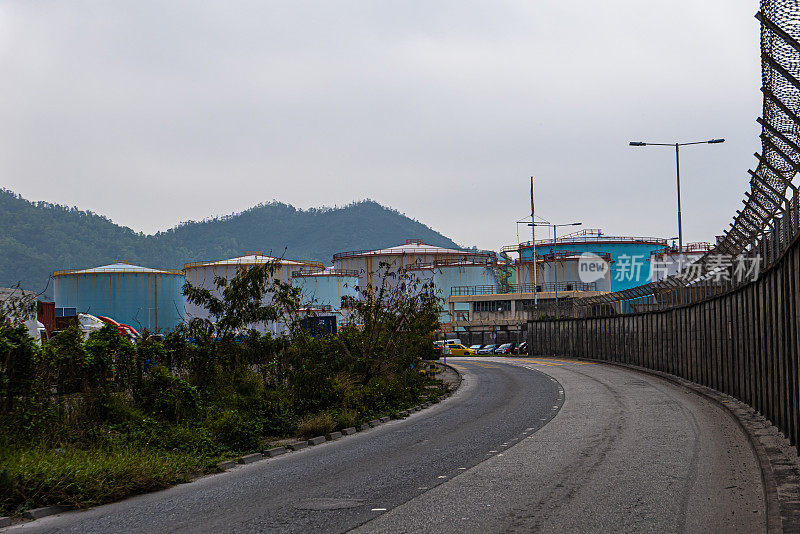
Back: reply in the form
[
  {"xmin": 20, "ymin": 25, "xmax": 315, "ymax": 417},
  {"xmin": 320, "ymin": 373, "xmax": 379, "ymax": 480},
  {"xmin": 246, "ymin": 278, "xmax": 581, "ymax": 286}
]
[{"xmin": 444, "ymin": 343, "xmax": 476, "ymax": 356}]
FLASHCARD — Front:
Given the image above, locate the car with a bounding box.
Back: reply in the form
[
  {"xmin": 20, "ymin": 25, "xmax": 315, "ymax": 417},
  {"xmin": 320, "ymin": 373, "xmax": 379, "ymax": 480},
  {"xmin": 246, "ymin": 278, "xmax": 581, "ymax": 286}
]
[
  {"xmin": 495, "ymin": 343, "xmax": 516, "ymax": 355},
  {"xmin": 477, "ymin": 344, "xmax": 496, "ymax": 355},
  {"xmin": 469, "ymin": 344, "xmax": 484, "ymax": 352},
  {"xmin": 516, "ymin": 342, "xmax": 528, "ymax": 355},
  {"xmin": 445, "ymin": 343, "xmax": 477, "ymax": 356}
]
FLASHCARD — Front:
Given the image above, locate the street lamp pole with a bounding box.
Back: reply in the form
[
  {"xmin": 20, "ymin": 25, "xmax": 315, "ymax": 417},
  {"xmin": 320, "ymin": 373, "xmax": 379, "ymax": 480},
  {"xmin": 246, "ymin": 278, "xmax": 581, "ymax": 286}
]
[{"xmin": 629, "ymin": 138, "xmax": 724, "ymax": 254}]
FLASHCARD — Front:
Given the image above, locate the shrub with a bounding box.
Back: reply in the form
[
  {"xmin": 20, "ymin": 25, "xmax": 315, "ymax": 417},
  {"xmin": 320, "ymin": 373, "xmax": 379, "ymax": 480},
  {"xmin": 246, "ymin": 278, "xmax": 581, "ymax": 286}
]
[
  {"xmin": 296, "ymin": 412, "xmax": 336, "ymax": 439},
  {"xmin": 210, "ymin": 409, "xmax": 261, "ymax": 451},
  {"xmin": 335, "ymin": 409, "xmax": 359, "ymax": 429},
  {"xmin": 138, "ymin": 366, "xmax": 199, "ymax": 422}
]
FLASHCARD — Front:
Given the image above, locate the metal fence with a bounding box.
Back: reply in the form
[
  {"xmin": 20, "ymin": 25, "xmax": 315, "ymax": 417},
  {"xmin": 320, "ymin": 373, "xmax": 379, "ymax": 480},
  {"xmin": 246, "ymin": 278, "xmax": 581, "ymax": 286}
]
[
  {"xmin": 529, "ymin": 228, "xmax": 800, "ymax": 448},
  {"xmin": 528, "ymin": 1, "xmax": 800, "ymax": 451}
]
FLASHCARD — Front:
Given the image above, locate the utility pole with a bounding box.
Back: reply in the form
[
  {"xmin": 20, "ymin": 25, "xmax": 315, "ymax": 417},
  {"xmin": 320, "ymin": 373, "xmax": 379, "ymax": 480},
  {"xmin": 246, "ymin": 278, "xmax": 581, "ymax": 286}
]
[{"xmin": 531, "ymin": 176, "xmax": 537, "ymax": 308}]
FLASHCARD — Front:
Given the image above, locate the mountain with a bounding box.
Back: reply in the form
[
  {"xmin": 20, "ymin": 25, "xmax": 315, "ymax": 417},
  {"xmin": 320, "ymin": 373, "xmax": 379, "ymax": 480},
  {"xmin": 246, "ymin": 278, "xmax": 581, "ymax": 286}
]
[{"xmin": 0, "ymin": 189, "xmax": 466, "ymax": 300}]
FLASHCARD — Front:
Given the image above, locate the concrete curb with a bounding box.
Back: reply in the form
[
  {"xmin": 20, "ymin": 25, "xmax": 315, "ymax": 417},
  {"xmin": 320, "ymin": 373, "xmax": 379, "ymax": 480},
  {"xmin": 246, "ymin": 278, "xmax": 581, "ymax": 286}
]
[
  {"xmin": 264, "ymin": 447, "xmax": 287, "ymax": 458},
  {"xmin": 308, "ymin": 436, "xmax": 326, "ymax": 446},
  {"xmin": 23, "ymin": 506, "xmax": 70, "ymax": 520},
  {"xmin": 326, "ymin": 431, "xmax": 343, "ymax": 441},
  {"xmin": 580, "ymin": 358, "xmax": 794, "ymax": 534},
  {"xmin": 216, "ymin": 460, "xmax": 236, "ymax": 471},
  {"xmin": 342, "ymin": 427, "xmax": 357, "ymax": 436},
  {"xmin": 238, "ymin": 453, "xmax": 262, "ymax": 464},
  {"xmin": 288, "ymin": 441, "xmax": 308, "ymax": 451}
]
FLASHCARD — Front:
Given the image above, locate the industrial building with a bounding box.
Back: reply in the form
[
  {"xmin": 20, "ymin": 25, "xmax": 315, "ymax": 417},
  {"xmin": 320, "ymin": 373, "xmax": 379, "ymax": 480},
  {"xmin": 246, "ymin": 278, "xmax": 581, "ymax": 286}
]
[
  {"xmin": 53, "ymin": 262, "xmax": 185, "ymax": 332},
  {"xmin": 447, "ymin": 288, "xmax": 605, "ymax": 345},
  {"xmin": 183, "ymin": 252, "xmax": 322, "ymax": 334},
  {"xmin": 506, "ymin": 229, "xmax": 668, "ymax": 292},
  {"xmin": 291, "ymin": 267, "xmax": 360, "ymax": 326}
]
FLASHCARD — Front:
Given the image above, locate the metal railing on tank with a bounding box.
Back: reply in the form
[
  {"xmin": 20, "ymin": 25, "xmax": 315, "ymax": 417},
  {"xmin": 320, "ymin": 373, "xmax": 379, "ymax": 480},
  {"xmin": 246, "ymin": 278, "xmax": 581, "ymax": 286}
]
[
  {"xmin": 291, "ymin": 268, "xmax": 359, "ymax": 277},
  {"xmin": 450, "ymin": 282, "xmax": 598, "ymax": 296}
]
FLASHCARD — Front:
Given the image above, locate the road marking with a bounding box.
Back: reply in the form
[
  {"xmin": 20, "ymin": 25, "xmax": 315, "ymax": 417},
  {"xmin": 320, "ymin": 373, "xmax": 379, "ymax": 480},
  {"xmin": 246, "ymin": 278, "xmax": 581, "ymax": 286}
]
[
  {"xmin": 438, "ymin": 475, "xmax": 448, "ymax": 479},
  {"xmin": 458, "ymin": 467, "xmax": 467, "ymax": 470},
  {"xmin": 489, "ymin": 450, "xmax": 498, "ymax": 453},
  {"xmin": 372, "ymin": 508, "xmax": 387, "ymax": 512},
  {"xmin": 418, "ymin": 486, "xmax": 428, "ymax": 490}
]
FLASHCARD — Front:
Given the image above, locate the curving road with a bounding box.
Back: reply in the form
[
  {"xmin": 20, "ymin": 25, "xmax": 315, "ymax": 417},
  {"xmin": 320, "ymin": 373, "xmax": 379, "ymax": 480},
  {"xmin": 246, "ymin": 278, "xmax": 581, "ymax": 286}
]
[{"xmin": 6, "ymin": 357, "xmax": 765, "ymax": 533}]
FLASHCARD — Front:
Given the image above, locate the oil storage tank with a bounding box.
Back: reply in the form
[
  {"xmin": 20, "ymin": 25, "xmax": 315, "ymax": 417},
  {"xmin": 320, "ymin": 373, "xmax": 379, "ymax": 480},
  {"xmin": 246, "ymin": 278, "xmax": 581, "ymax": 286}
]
[
  {"xmin": 183, "ymin": 252, "xmax": 322, "ymax": 334},
  {"xmin": 511, "ymin": 229, "xmax": 667, "ymax": 292},
  {"xmin": 53, "ymin": 262, "xmax": 185, "ymax": 332},
  {"xmin": 333, "ymin": 239, "xmax": 496, "ymax": 291},
  {"xmin": 291, "ymin": 267, "xmax": 360, "ymax": 326},
  {"xmin": 407, "ymin": 260, "xmax": 496, "ymax": 325}
]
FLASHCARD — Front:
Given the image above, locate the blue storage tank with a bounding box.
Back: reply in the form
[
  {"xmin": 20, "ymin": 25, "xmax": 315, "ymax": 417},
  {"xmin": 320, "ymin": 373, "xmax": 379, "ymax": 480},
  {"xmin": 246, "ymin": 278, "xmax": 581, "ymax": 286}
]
[
  {"xmin": 53, "ymin": 262, "xmax": 185, "ymax": 332},
  {"xmin": 517, "ymin": 229, "xmax": 668, "ymax": 291}
]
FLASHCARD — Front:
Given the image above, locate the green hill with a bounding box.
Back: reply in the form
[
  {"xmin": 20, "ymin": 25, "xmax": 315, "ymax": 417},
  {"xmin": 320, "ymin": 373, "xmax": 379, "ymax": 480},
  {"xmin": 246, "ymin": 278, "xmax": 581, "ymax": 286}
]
[{"xmin": 0, "ymin": 189, "xmax": 466, "ymax": 299}]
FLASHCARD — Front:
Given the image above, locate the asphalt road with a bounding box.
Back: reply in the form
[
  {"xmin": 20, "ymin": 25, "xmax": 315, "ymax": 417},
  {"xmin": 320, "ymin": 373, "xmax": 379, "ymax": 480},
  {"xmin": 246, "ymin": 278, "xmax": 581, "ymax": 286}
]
[
  {"xmin": 7, "ymin": 358, "xmax": 561, "ymax": 534},
  {"xmin": 7, "ymin": 357, "xmax": 766, "ymax": 534}
]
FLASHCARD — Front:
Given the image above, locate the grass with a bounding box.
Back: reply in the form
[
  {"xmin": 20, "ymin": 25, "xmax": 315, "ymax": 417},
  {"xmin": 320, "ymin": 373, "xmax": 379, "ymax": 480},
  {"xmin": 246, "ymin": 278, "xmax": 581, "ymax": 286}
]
[
  {"xmin": 0, "ymin": 378, "xmax": 452, "ymax": 518},
  {"xmin": 0, "ymin": 445, "xmax": 216, "ymax": 516}
]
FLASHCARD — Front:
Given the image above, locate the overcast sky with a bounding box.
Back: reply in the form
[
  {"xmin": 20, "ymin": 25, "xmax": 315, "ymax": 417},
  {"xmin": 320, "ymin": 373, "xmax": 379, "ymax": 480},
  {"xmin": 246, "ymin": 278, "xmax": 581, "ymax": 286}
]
[{"xmin": 0, "ymin": 1, "xmax": 761, "ymax": 252}]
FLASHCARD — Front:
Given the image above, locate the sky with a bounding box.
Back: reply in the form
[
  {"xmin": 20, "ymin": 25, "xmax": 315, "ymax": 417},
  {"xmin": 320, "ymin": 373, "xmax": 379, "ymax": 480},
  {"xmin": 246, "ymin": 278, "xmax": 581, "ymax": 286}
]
[{"xmin": 0, "ymin": 1, "xmax": 762, "ymax": 252}]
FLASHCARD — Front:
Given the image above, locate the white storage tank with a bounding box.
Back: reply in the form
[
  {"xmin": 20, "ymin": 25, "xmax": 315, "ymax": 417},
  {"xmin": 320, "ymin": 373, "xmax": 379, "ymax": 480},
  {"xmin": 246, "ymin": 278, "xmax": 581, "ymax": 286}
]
[
  {"xmin": 333, "ymin": 239, "xmax": 496, "ymax": 291},
  {"xmin": 183, "ymin": 252, "xmax": 322, "ymax": 334}
]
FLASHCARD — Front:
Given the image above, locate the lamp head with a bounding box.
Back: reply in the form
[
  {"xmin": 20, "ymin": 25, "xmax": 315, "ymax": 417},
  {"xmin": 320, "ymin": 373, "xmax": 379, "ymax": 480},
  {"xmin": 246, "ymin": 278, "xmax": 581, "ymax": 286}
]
[{"xmin": 629, "ymin": 141, "xmax": 646, "ymax": 146}]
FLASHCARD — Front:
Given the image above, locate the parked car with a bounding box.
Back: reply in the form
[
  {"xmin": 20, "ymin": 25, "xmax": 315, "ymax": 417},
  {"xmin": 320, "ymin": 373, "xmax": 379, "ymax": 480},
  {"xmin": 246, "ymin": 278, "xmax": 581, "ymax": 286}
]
[
  {"xmin": 469, "ymin": 344, "xmax": 484, "ymax": 352},
  {"xmin": 516, "ymin": 342, "xmax": 528, "ymax": 355},
  {"xmin": 445, "ymin": 343, "xmax": 476, "ymax": 356},
  {"xmin": 477, "ymin": 344, "xmax": 496, "ymax": 355},
  {"xmin": 495, "ymin": 343, "xmax": 516, "ymax": 355}
]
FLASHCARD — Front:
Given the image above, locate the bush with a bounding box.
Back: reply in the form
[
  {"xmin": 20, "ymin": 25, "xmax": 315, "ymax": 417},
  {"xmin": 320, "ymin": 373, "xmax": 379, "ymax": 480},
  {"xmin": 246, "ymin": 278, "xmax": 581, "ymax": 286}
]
[
  {"xmin": 210, "ymin": 409, "xmax": 261, "ymax": 451},
  {"xmin": 335, "ymin": 409, "xmax": 359, "ymax": 429},
  {"xmin": 138, "ymin": 366, "xmax": 199, "ymax": 423},
  {"xmin": 296, "ymin": 412, "xmax": 336, "ymax": 439}
]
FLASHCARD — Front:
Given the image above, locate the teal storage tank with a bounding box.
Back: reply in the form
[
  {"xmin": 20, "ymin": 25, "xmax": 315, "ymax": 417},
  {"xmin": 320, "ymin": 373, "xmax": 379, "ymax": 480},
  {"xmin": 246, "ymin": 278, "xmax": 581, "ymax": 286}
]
[
  {"xmin": 53, "ymin": 262, "xmax": 185, "ymax": 332},
  {"xmin": 515, "ymin": 229, "xmax": 668, "ymax": 291}
]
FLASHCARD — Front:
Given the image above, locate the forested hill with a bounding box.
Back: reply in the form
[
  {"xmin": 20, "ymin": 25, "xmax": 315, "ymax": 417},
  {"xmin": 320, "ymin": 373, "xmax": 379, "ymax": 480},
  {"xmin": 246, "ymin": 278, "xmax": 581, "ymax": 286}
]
[{"xmin": 0, "ymin": 189, "xmax": 464, "ymax": 299}]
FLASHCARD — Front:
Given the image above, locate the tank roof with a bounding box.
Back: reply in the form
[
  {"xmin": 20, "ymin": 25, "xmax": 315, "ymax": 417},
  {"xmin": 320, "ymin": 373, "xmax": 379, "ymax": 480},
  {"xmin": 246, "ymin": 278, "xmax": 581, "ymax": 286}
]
[
  {"xmin": 53, "ymin": 262, "xmax": 183, "ymax": 276},
  {"xmin": 333, "ymin": 241, "xmax": 495, "ymax": 261},
  {"xmin": 184, "ymin": 253, "xmax": 322, "ymax": 270},
  {"xmin": 503, "ymin": 229, "xmax": 668, "ymax": 253}
]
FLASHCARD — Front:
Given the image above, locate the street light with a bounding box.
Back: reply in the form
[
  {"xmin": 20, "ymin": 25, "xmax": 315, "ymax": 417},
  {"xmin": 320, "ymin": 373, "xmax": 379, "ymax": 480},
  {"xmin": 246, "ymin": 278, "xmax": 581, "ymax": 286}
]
[
  {"xmin": 532, "ymin": 221, "xmax": 581, "ymax": 317},
  {"xmin": 629, "ymin": 138, "xmax": 725, "ymax": 254}
]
